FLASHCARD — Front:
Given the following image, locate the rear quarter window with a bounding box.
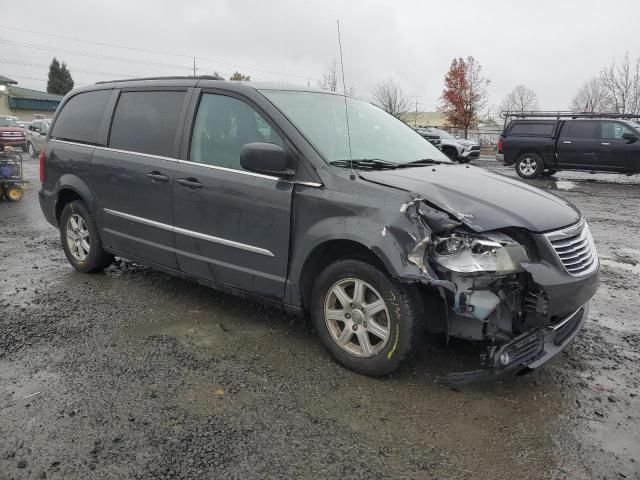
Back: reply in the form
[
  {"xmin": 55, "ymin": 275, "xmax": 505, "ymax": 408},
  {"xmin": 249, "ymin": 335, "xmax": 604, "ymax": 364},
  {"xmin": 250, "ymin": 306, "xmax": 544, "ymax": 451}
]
[
  {"xmin": 51, "ymin": 90, "xmax": 112, "ymax": 144},
  {"xmin": 508, "ymin": 122, "xmax": 556, "ymax": 136}
]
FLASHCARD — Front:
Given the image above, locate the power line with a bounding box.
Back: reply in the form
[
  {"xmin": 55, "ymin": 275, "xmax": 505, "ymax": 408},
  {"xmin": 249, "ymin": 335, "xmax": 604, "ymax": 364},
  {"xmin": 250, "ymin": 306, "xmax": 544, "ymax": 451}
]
[
  {"xmin": 0, "ymin": 24, "xmax": 193, "ymax": 59},
  {"xmin": 0, "ymin": 25, "xmax": 318, "ymax": 82},
  {"xmin": 0, "ymin": 38, "xmax": 190, "ymax": 70},
  {"xmin": 0, "ymin": 58, "xmax": 133, "ymax": 78}
]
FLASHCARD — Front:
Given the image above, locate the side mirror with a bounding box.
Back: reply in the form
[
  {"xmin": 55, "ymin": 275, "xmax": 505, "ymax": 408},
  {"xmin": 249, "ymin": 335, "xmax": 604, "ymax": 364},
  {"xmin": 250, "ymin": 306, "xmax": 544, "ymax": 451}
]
[
  {"xmin": 240, "ymin": 143, "xmax": 294, "ymax": 177},
  {"xmin": 622, "ymin": 132, "xmax": 638, "ymax": 143}
]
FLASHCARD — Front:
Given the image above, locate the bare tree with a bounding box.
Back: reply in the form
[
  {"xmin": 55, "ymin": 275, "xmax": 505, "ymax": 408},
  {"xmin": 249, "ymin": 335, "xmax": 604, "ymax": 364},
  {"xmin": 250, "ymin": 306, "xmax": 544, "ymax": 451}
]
[
  {"xmin": 372, "ymin": 78, "xmax": 412, "ymax": 120},
  {"xmin": 600, "ymin": 52, "xmax": 640, "ymax": 114},
  {"xmin": 500, "ymin": 85, "xmax": 538, "ymax": 113},
  {"xmin": 319, "ymin": 59, "xmax": 338, "ymax": 92},
  {"xmin": 569, "ymin": 77, "xmax": 610, "ymax": 112}
]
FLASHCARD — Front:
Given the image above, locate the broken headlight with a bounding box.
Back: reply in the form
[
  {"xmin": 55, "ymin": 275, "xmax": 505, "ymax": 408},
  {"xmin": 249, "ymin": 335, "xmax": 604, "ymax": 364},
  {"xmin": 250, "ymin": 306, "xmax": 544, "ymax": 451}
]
[{"xmin": 433, "ymin": 233, "xmax": 529, "ymax": 274}]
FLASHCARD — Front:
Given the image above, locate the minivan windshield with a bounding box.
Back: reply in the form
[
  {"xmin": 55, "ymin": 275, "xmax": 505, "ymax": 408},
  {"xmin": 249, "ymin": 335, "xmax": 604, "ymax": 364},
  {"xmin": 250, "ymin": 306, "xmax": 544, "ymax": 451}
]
[{"xmin": 261, "ymin": 90, "xmax": 451, "ymax": 166}]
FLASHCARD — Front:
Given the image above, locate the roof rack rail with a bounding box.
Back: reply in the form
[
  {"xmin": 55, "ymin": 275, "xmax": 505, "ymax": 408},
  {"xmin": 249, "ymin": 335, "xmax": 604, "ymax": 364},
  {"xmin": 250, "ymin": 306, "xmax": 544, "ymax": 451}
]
[
  {"xmin": 499, "ymin": 110, "xmax": 640, "ymax": 129},
  {"xmin": 95, "ymin": 75, "xmax": 224, "ymax": 85}
]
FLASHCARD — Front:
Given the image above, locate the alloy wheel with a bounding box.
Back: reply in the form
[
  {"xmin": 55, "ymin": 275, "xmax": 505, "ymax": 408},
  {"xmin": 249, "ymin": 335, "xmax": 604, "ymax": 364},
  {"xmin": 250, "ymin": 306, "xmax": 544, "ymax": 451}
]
[
  {"xmin": 66, "ymin": 213, "xmax": 90, "ymax": 262},
  {"xmin": 324, "ymin": 278, "xmax": 391, "ymax": 358},
  {"xmin": 519, "ymin": 157, "xmax": 537, "ymax": 176}
]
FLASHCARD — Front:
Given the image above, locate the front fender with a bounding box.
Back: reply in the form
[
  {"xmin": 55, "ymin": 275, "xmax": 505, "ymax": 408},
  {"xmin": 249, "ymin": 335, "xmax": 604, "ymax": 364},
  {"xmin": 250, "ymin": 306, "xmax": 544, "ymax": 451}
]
[{"xmin": 286, "ymin": 189, "xmax": 458, "ymax": 307}]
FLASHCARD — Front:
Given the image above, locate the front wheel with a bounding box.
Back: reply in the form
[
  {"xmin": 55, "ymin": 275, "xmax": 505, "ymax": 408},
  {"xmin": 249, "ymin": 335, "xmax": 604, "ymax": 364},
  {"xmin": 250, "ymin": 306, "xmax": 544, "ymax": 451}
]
[
  {"xmin": 27, "ymin": 142, "xmax": 37, "ymax": 158},
  {"xmin": 516, "ymin": 153, "xmax": 544, "ymax": 179},
  {"xmin": 311, "ymin": 259, "xmax": 425, "ymax": 376},
  {"xmin": 59, "ymin": 200, "xmax": 114, "ymax": 273}
]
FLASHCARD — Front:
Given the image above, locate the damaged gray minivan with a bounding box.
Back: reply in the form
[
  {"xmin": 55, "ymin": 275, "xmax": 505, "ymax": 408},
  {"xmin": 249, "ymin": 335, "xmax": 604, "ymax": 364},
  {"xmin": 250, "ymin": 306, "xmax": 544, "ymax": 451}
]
[{"xmin": 39, "ymin": 77, "xmax": 599, "ymax": 379}]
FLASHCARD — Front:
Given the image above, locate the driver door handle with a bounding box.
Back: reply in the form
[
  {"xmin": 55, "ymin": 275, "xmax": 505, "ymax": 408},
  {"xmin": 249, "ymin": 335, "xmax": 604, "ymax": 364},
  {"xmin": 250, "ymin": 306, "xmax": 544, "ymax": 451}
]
[
  {"xmin": 562, "ymin": 141, "xmax": 572, "ymax": 144},
  {"xmin": 600, "ymin": 142, "xmax": 610, "ymax": 146},
  {"xmin": 177, "ymin": 177, "xmax": 202, "ymax": 189}
]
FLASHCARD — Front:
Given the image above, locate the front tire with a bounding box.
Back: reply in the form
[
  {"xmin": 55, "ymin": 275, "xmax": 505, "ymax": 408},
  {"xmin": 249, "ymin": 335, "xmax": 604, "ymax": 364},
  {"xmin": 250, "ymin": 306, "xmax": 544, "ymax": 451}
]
[
  {"xmin": 59, "ymin": 200, "xmax": 114, "ymax": 273},
  {"xmin": 311, "ymin": 259, "xmax": 425, "ymax": 376},
  {"xmin": 516, "ymin": 153, "xmax": 544, "ymax": 179},
  {"xmin": 27, "ymin": 142, "xmax": 37, "ymax": 158}
]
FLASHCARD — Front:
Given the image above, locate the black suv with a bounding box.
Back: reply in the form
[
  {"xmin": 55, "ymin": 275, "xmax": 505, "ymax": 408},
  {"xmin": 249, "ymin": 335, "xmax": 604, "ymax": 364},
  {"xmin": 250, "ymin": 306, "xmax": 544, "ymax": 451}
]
[
  {"xmin": 39, "ymin": 77, "xmax": 598, "ymax": 379},
  {"xmin": 499, "ymin": 118, "xmax": 640, "ymax": 179}
]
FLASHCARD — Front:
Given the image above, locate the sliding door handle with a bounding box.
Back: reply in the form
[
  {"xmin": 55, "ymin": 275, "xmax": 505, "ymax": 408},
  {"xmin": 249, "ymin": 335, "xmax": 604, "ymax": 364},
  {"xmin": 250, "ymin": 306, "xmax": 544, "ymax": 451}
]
[
  {"xmin": 145, "ymin": 171, "xmax": 169, "ymax": 182},
  {"xmin": 562, "ymin": 140, "xmax": 572, "ymax": 144},
  {"xmin": 600, "ymin": 142, "xmax": 610, "ymax": 146},
  {"xmin": 177, "ymin": 177, "xmax": 202, "ymax": 189}
]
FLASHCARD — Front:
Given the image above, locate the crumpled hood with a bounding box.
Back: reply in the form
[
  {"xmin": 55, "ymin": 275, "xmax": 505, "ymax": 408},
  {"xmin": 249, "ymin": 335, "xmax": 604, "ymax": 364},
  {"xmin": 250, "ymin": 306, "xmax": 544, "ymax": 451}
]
[{"xmin": 359, "ymin": 164, "xmax": 580, "ymax": 233}]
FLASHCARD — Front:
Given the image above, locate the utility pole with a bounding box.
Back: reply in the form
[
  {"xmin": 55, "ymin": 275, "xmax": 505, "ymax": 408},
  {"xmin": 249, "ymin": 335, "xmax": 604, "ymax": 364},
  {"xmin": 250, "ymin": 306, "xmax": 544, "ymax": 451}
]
[
  {"xmin": 415, "ymin": 98, "xmax": 418, "ymax": 127},
  {"xmin": 193, "ymin": 57, "xmax": 197, "ymax": 77}
]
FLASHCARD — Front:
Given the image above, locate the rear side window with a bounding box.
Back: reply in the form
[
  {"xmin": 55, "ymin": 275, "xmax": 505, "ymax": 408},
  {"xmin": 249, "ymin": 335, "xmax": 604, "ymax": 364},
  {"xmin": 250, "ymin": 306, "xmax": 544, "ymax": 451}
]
[
  {"xmin": 508, "ymin": 122, "xmax": 556, "ymax": 136},
  {"xmin": 51, "ymin": 90, "xmax": 111, "ymax": 144},
  {"xmin": 562, "ymin": 121, "xmax": 597, "ymax": 138},
  {"xmin": 109, "ymin": 91, "xmax": 186, "ymax": 157}
]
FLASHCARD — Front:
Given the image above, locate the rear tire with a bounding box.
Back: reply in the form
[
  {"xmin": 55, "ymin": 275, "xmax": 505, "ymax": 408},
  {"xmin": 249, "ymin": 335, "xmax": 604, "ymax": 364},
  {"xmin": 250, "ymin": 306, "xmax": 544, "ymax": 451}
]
[
  {"xmin": 310, "ymin": 259, "xmax": 425, "ymax": 376},
  {"xmin": 516, "ymin": 153, "xmax": 544, "ymax": 179},
  {"xmin": 59, "ymin": 200, "xmax": 114, "ymax": 273}
]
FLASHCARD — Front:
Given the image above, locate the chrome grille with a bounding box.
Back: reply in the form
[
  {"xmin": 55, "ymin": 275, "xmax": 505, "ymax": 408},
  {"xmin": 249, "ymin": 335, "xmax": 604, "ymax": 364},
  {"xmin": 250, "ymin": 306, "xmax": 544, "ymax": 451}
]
[{"xmin": 545, "ymin": 220, "xmax": 598, "ymax": 276}]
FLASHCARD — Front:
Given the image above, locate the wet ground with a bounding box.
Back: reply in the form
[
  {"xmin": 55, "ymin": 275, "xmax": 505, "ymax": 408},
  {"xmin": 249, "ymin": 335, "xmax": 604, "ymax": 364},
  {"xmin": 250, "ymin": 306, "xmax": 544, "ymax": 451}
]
[{"xmin": 1, "ymin": 157, "xmax": 639, "ymax": 479}]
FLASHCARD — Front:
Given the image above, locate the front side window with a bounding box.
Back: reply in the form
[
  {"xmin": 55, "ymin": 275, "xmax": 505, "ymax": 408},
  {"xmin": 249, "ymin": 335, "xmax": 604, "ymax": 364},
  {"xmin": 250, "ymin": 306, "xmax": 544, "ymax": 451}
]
[
  {"xmin": 109, "ymin": 90, "xmax": 186, "ymax": 157},
  {"xmin": 190, "ymin": 93, "xmax": 283, "ymax": 170},
  {"xmin": 260, "ymin": 90, "xmax": 450, "ymax": 165},
  {"xmin": 601, "ymin": 121, "xmax": 634, "ymax": 139},
  {"xmin": 51, "ymin": 90, "xmax": 111, "ymax": 144}
]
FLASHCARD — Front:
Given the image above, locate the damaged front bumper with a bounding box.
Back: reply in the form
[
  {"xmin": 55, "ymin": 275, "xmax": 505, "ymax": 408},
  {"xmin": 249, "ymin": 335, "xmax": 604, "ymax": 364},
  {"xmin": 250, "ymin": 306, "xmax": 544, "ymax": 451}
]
[{"xmin": 443, "ymin": 305, "xmax": 588, "ymax": 384}]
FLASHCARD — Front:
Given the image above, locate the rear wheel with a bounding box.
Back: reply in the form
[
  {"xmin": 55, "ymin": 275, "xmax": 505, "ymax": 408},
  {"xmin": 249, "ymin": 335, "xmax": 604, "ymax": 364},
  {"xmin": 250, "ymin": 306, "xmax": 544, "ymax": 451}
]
[
  {"xmin": 59, "ymin": 200, "xmax": 114, "ymax": 273},
  {"xmin": 516, "ymin": 153, "xmax": 544, "ymax": 179},
  {"xmin": 4, "ymin": 185, "xmax": 23, "ymax": 202},
  {"xmin": 311, "ymin": 259, "xmax": 425, "ymax": 376}
]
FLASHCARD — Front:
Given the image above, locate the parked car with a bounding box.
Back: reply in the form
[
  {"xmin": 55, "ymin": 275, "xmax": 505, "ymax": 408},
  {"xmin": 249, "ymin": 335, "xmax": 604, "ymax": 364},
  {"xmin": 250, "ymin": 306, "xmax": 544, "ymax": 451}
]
[
  {"xmin": 415, "ymin": 127, "xmax": 480, "ymax": 163},
  {"xmin": 39, "ymin": 77, "xmax": 598, "ymax": 379},
  {"xmin": 26, "ymin": 120, "xmax": 50, "ymax": 157},
  {"xmin": 414, "ymin": 127, "xmax": 442, "ymax": 150},
  {"xmin": 500, "ymin": 118, "xmax": 640, "ymax": 179},
  {"xmin": 0, "ymin": 115, "xmax": 27, "ymax": 152}
]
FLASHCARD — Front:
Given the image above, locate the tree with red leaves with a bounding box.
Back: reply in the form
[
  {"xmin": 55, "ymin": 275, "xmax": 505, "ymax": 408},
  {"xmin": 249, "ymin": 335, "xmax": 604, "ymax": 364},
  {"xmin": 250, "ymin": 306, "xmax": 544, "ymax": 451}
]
[{"xmin": 439, "ymin": 56, "xmax": 490, "ymax": 138}]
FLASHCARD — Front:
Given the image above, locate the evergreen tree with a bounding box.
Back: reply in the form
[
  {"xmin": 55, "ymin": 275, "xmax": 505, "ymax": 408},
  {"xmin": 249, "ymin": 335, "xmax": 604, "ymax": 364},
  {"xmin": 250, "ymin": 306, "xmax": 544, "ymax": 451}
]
[{"xmin": 47, "ymin": 58, "xmax": 74, "ymax": 95}]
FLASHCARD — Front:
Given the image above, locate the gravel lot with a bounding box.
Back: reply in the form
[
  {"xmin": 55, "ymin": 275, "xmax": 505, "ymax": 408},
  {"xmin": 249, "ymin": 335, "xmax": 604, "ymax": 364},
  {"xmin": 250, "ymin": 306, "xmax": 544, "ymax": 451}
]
[{"xmin": 1, "ymin": 157, "xmax": 639, "ymax": 480}]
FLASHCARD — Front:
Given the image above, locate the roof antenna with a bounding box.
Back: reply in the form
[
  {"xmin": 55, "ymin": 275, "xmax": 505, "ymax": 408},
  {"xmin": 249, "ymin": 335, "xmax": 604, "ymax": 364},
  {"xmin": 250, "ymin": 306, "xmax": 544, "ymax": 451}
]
[{"xmin": 336, "ymin": 19, "xmax": 355, "ymax": 180}]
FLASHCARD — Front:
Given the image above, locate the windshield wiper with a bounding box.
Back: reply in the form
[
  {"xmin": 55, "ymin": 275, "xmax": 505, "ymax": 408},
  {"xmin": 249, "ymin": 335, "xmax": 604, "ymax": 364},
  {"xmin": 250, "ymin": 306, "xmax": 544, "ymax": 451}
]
[
  {"xmin": 397, "ymin": 158, "xmax": 450, "ymax": 167},
  {"xmin": 329, "ymin": 158, "xmax": 400, "ymax": 170}
]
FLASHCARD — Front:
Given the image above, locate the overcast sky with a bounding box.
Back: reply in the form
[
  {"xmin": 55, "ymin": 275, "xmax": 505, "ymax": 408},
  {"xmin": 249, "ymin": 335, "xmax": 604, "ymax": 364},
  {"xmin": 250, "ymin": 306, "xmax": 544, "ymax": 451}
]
[{"xmin": 3, "ymin": 0, "xmax": 639, "ymax": 113}]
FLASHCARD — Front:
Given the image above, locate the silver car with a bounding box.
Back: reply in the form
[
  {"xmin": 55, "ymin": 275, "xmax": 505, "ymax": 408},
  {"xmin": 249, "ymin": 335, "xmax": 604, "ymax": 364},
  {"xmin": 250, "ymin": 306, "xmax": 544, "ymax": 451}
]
[{"xmin": 26, "ymin": 120, "xmax": 50, "ymax": 158}]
